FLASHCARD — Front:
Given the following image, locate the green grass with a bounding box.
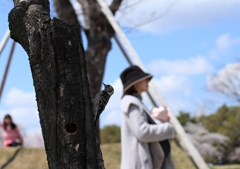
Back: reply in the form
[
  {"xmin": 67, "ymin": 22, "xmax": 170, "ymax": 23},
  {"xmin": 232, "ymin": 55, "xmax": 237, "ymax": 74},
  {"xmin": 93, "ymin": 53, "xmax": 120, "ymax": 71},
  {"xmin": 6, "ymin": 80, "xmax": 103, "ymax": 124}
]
[{"xmin": 0, "ymin": 143, "xmax": 239, "ymax": 169}]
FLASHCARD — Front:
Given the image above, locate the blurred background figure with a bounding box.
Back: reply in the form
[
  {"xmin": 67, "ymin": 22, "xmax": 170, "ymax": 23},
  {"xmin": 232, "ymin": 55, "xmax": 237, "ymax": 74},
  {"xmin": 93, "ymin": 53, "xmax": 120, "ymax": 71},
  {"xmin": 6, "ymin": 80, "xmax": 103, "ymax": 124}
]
[{"xmin": 0, "ymin": 114, "xmax": 23, "ymax": 147}]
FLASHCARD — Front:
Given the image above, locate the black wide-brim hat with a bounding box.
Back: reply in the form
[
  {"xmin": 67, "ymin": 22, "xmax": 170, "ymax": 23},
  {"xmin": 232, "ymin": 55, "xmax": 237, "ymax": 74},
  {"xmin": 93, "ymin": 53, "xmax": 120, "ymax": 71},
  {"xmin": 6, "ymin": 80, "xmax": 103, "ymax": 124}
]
[{"xmin": 120, "ymin": 65, "xmax": 153, "ymax": 92}]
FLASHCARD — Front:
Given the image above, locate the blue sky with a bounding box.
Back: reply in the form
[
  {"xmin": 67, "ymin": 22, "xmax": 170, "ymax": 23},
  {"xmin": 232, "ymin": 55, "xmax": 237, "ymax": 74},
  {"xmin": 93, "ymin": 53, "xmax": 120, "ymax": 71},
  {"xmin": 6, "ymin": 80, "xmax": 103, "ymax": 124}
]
[{"xmin": 0, "ymin": 0, "xmax": 240, "ymax": 133}]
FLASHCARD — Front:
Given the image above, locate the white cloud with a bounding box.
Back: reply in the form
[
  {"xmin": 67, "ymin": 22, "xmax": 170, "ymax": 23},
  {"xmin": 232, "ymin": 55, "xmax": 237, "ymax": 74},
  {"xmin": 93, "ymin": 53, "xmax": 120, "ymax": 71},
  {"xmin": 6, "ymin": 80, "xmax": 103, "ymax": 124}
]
[
  {"xmin": 115, "ymin": 0, "xmax": 240, "ymax": 33},
  {"xmin": 70, "ymin": 0, "xmax": 240, "ymax": 33},
  {"xmin": 100, "ymin": 110, "xmax": 121, "ymax": 128},
  {"xmin": 150, "ymin": 75, "xmax": 192, "ymax": 114},
  {"xmin": 216, "ymin": 34, "xmax": 232, "ymax": 51},
  {"xmin": 0, "ymin": 88, "xmax": 40, "ymax": 132},
  {"xmin": 209, "ymin": 34, "xmax": 240, "ymax": 59},
  {"xmin": 153, "ymin": 75, "xmax": 191, "ymax": 96},
  {"xmin": 4, "ymin": 88, "xmax": 36, "ymax": 107},
  {"xmin": 146, "ymin": 56, "xmax": 213, "ymax": 76},
  {"xmin": 216, "ymin": 34, "xmax": 240, "ymax": 51}
]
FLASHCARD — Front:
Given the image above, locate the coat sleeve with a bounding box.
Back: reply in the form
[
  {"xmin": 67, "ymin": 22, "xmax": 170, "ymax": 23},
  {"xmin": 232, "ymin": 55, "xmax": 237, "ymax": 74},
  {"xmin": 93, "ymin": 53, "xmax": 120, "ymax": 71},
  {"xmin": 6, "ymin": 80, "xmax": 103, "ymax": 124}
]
[{"xmin": 126, "ymin": 104, "xmax": 174, "ymax": 142}]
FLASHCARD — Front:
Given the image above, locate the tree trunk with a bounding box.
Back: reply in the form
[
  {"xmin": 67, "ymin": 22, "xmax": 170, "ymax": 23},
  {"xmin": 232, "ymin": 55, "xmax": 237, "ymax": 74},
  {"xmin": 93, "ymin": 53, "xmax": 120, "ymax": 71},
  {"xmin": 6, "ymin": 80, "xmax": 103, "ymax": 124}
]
[
  {"xmin": 9, "ymin": 0, "xmax": 104, "ymax": 168},
  {"xmin": 52, "ymin": 0, "xmax": 123, "ymax": 99},
  {"xmin": 52, "ymin": 0, "xmax": 122, "ymax": 133}
]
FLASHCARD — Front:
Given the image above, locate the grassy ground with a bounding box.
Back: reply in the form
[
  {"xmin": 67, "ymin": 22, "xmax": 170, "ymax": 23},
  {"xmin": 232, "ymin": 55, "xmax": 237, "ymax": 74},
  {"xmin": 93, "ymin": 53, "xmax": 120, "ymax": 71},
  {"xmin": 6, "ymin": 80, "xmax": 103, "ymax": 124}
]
[
  {"xmin": 101, "ymin": 141, "xmax": 197, "ymax": 169},
  {"xmin": 0, "ymin": 148, "xmax": 48, "ymax": 169},
  {"xmin": 0, "ymin": 147, "xmax": 19, "ymax": 166},
  {"xmin": 211, "ymin": 165, "xmax": 240, "ymax": 169},
  {"xmin": 0, "ymin": 143, "xmax": 239, "ymax": 169}
]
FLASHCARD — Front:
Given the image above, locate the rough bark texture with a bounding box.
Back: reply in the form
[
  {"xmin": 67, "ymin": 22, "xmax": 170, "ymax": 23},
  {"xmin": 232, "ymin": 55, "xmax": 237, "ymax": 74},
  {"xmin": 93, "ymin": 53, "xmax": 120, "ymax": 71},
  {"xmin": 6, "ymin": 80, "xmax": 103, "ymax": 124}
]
[
  {"xmin": 52, "ymin": 0, "xmax": 82, "ymax": 43},
  {"xmin": 9, "ymin": 0, "xmax": 104, "ymax": 168},
  {"xmin": 52, "ymin": 0, "xmax": 123, "ymax": 131},
  {"xmin": 53, "ymin": 0, "xmax": 123, "ymax": 99}
]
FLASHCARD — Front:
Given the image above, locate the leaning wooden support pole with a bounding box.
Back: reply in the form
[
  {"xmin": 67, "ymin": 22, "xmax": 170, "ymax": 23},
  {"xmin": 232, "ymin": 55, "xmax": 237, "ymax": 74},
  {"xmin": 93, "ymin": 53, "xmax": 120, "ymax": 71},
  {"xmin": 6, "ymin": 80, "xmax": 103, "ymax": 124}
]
[
  {"xmin": 0, "ymin": 29, "xmax": 10, "ymax": 56},
  {"xmin": 97, "ymin": 0, "xmax": 209, "ymax": 169},
  {"xmin": 0, "ymin": 41, "xmax": 15, "ymax": 102}
]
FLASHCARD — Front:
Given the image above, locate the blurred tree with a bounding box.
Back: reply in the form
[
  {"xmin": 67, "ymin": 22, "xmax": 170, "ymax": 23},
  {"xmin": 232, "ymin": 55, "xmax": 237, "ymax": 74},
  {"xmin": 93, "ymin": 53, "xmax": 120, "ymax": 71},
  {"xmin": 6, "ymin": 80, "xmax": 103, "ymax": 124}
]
[
  {"xmin": 100, "ymin": 125, "xmax": 120, "ymax": 144},
  {"xmin": 199, "ymin": 104, "xmax": 240, "ymax": 163},
  {"xmin": 182, "ymin": 122, "xmax": 228, "ymax": 163},
  {"xmin": 208, "ymin": 63, "xmax": 240, "ymax": 103},
  {"xmin": 177, "ymin": 111, "xmax": 197, "ymax": 126}
]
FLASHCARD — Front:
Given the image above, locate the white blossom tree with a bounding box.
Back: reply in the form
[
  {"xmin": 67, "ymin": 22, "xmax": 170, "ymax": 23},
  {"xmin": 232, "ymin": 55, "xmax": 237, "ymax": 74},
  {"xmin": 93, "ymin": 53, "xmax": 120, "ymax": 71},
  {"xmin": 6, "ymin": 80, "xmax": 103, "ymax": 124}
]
[
  {"xmin": 179, "ymin": 122, "xmax": 229, "ymax": 163},
  {"xmin": 227, "ymin": 147, "xmax": 240, "ymax": 163},
  {"xmin": 208, "ymin": 63, "xmax": 240, "ymax": 103}
]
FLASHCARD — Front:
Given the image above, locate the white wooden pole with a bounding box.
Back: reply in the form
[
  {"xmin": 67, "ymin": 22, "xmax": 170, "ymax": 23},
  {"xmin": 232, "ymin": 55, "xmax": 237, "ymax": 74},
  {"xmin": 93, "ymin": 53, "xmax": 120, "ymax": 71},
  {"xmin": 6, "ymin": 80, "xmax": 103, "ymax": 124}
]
[
  {"xmin": 0, "ymin": 41, "xmax": 16, "ymax": 102},
  {"xmin": 97, "ymin": 0, "xmax": 209, "ymax": 169},
  {"xmin": 0, "ymin": 29, "xmax": 10, "ymax": 56}
]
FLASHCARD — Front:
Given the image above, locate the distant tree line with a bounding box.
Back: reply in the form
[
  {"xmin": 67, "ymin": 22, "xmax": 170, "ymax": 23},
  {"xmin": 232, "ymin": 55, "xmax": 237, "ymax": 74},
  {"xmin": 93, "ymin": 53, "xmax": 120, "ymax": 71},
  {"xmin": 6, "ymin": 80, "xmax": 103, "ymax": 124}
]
[{"xmin": 100, "ymin": 125, "xmax": 121, "ymax": 144}]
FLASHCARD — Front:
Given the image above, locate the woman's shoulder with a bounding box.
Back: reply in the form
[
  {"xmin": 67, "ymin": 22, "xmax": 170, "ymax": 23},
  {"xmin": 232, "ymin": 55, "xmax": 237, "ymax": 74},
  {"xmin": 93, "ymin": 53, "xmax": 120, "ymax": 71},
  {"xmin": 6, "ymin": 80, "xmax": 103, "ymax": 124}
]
[
  {"xmin": 121, "ymin": 95, "xmax": 142, "ymax": 105},
  {"xmin": 121, "ymin": 95, "xmax": 142, "ymax": 113}
]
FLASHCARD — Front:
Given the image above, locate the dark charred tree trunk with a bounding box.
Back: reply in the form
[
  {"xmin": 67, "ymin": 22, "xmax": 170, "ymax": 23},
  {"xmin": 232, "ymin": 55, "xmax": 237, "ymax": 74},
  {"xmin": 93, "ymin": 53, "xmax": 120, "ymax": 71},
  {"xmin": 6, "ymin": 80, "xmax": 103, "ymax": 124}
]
[
  {"xmin": 52, "ymin": 0, "xmax": 123, "ymax": 134},
  {"xmin": 9, "ymin": 0, "xmax": 104, "ymax": 168}
]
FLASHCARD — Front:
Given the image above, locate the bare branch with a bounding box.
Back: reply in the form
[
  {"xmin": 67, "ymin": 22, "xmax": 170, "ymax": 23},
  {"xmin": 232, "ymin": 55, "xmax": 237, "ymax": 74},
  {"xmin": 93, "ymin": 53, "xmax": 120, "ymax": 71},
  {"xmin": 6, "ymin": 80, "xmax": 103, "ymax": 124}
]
[
  {"xmin": 77, "ymin": 0, "xmax": 91, "ymax": 29},
  {"xmin": 52, "ymin": 0, "xmax": 81, "ymax": 27},
  {"xmin": 208, "ymin": 63, "xmax": 240, "ymax": 103},
  {"xmin": 109, "ymin": 0, "xmax": 123, "ymax": 15},
  {"xmin": 115, "ymin": 0, "xmax": 175, "ymax": 33},
  {"xmin": 119, "ymin": 0, "xmax": 148, "ymax": 13}
]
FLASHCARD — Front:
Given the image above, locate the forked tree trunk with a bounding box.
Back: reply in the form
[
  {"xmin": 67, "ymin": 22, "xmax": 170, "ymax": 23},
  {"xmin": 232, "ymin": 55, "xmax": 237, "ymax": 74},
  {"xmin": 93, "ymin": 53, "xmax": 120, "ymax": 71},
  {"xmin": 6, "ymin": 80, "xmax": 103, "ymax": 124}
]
[{"xmin": 8, "ymin": 0, "xmax": 104, "ymax": 168}]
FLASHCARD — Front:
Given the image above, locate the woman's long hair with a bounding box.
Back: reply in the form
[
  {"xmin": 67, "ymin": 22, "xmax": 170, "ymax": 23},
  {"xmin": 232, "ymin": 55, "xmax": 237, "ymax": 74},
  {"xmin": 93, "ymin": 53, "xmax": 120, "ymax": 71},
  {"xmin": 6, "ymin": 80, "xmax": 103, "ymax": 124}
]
[
  {"xmin": 122, "ymin": 86, "xmax": 138, "ymax": 98},
  {"xmin": 3, "ymin": 114, "xmax": 16, "ymax": 130}
]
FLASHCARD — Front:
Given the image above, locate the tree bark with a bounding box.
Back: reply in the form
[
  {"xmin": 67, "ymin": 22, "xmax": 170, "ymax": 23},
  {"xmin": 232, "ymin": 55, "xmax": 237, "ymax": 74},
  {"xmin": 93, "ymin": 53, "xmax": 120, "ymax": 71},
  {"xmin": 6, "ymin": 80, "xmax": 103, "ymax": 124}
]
[
  {"xmin": 9, "ymin": 0, "xmax": 104, "ymax": 168},
  {"xmin": 52, "ymin": 0, "xmax": 123, "ymax": 99},
  {"xmin": 52, "ymin": 0, "xmax": 82, "ymax": 43},
  {"xmin": 52, "ymin": 0, "xmax": 123, "ymax": 132}
]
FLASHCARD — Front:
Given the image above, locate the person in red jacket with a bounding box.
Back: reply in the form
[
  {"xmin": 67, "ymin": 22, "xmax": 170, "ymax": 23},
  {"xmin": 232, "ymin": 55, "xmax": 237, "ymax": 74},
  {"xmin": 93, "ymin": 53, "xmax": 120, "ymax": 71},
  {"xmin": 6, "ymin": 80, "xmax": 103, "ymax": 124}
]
[{"xmin": 0, "ymin": 114, "xmax": 23, "ymax": 147}]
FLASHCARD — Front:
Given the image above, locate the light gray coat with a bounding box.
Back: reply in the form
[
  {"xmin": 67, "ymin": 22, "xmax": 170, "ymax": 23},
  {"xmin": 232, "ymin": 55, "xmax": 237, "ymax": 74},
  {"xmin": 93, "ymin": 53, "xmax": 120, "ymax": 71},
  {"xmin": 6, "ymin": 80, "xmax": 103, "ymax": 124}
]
[{"xmin": 121, "ymin": 95, "xmax": 175, "ymax": 169}]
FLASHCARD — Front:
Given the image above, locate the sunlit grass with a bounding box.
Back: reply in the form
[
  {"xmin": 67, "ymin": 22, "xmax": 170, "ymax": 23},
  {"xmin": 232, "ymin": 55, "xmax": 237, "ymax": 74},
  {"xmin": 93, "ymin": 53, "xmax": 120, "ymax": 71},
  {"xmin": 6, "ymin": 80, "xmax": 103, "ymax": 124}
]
[
  {"xmin": 0, "ymin": 144, "xmax": 240, "ymax": 169},
  {"xmin": 211, "ymin": 165, "xmax": 240, "ymax": 169}
]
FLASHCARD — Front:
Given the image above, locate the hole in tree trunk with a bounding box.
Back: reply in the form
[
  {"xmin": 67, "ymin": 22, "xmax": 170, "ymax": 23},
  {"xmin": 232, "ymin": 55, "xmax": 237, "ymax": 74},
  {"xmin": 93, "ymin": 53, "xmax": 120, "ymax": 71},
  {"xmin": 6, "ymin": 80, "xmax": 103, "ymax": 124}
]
[{"xmin": 66, "ymin": 122, "xmax": 77, "ymax": 134}]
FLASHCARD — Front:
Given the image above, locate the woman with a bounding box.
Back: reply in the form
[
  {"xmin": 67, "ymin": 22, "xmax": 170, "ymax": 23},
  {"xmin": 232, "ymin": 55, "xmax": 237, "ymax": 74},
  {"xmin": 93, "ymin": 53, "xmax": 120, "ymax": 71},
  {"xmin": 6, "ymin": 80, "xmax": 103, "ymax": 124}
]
[
  {"xmin": 120, "ymin": 65, "xmax": 175, "ymax": 169},
  {"xmin": 0, "ymin": 114, "xmax": 23, "ymax": 147}
]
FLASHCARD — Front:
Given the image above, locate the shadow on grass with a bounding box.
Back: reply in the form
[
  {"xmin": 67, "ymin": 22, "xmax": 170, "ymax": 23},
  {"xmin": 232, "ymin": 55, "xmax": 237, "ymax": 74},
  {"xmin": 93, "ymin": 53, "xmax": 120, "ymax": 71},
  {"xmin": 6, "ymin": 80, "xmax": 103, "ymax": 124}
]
[{"xmin": 0, "ymin": 147, "xmax": 22, "ymax": 169}]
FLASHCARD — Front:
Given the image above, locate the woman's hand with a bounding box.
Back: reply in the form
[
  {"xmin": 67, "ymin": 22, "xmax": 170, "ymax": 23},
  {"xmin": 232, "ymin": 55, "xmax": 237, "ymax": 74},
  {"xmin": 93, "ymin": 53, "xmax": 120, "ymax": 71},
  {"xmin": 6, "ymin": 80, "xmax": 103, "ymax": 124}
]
[{"xmin": 151, "ymin": 106, "xmax": 171, "ymax": 122}]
